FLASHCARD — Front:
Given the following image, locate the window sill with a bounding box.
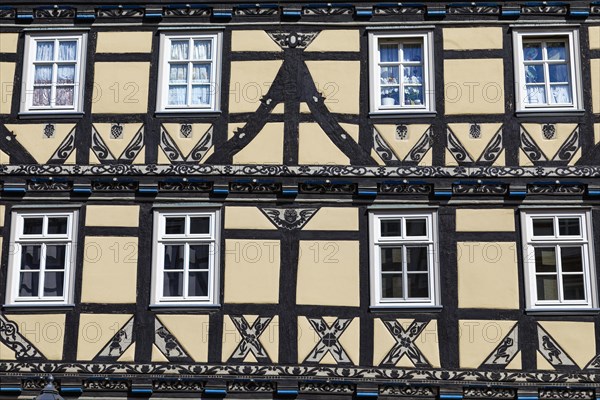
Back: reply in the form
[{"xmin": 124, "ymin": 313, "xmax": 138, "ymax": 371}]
[
  {"xmin": 2, "ymin": 303, "xmax": 75, "ymax": 312},
  {"xmin": 369, "ymin": 305, "xmax": 443, "ymax": 313},
  {"xmin": 155, "ymin": 110, "xmax": 222, "ymax": 118},
  {"xmin": 515, "ymin": 109, "xmax": 585, "ymax": 118},
  {"xmin": 525, "ymin": 307, "xmax": 599, "ymax": 316},
  {"xmin": 18, "ymin": 111, "xmax": 84, "ymax": 120},
  {"xmin": 149, "ymin": 303, "xmax": 221, "ymax": 311},
  {"xmin": 369, "ymin": 111, "xmax": 437, "ymax": 119}
]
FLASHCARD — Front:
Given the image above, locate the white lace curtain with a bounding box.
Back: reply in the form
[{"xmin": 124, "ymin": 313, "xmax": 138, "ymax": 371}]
[
  {"xmin": 33, "ymin": 40, "xmax": 77, "ymax": 107},
  {"xmin": 168, "ymin": 39, "xmax": 212, "ymax": 106}
]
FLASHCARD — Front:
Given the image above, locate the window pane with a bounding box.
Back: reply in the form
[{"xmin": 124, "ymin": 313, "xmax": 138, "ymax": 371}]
[
  {"xmin": 33, "ymin": 87, "xmax": 51, "ymax": 107},
  {"xmin": 379, "ymin": 43, "xmax": 398, "ymax": 62},
  {"xmin": 525, "ymin": 85, "xmax": 546, "ymax": 104},
  {"xmin": 21, "ymin": 245, "xmax": 41, "ymax": 270},
  {"xmin": 548, "ymin": 64, "xmax": 569, "ymax": 83},
  {"xmin": 407, "ymin": 274, "xmax": 429, "ymax": 298},
  {"xmin": 192, "ymin": 64, "xmax": 211, "ymax": 83},
  {"xmin": 58, "ymin": 41, "xmax": 77, "ymax": 61},
  {"xmin": 381, "ymin": 247, "xmax": 402, "ymax": 271},
  {"xmin": 561, "ymin": 246, "xmax": 583, "ymax": 272},
  {"xmin": 407, "ymin": 246, "xmax": 428, "ymax": 271},
  {"xmin": 188, "ymin": 271, "xmax": 209, "ymax": 297},
  {"xmin": 381, "ymin": 87, "xmax": 399, "ymax": 106},
  {"xmin": 190, "ymin": 245, "xmax": 209, "ymax": 269},
  {"xmin": 404, "ymin": 86, "xmax": 423, "ymax": 106},
  {"xmin": 380, "ymin": 66, "xmax": 399, "ymax": 85},
  {"xmin": 163, "ymin": 272, "xmax": 183, "ymax": 297},
  {"xmin": 549, "ymin": 85, "xmax": 572, "ymax": 104},
  {"xmin": 381, "ymin": 219, "xmax": 401, "ymax": 237},
  {"xmin": 190, "ymin": 217, "xmax": 210, "ymax": 234},
  {"xmin": 23, "ymin": 217, "xmax": 43, "ymax": 234},
  {"xmin": 170, "ymin": 40, "xmax": 189, "ymax": 60},
  {"xmin": 558, "ymin": 218, "xmax": 580, "ymax": 236},
  {"xmin": 36, "ymin": 41, "xmax": 54, "ymax": 61},
  {"xmin": 563, "ymin": 275, "xmax": 585, "ymax": 300},
  {"xmin": 191, "ymin": 85, "xmax": 210, "ymax": 105},
  {"xmin": 525, "ymin": 65, "xmax": 545, "ymax": 83},
  {"xmin": 46, "ymin": 245, "xmax": 66, "ymax": 269},
  {"xmin": 523, "ymin": 43, "xmax": 542, "ymax": 60},
  {"xmin": 402, "ymin": 43, "xmax": 422, "ymax": 62},
  {"xmin": 532, "ymin": 218, "xmax": 554, "ymax": 236},
  {"xmin": 193, "ymin": 40, "xmax": 211, "ymax": 60},
  {"xmin": 382, "ymin": 274, "xmax": 403, "ymax": 298},
  {"xmin": 165, "ymin": 217, "xmax": 185, "ymax": 234},
  {"xmin": 535, "ymin": 247, "xmax": 556, "ymax": 272},
  {"xmin": 403, "ymin": 66, "xmax": 423, "ymax": 84},
  {"xmin": 536, "ymin": 275, "xmax": 558, "ymax": 300},
  {"xmin": 164, "ymin": 245, "xmax": 184, "ymax": 269},
  {"xmin": 405, "ymin": 219, "xmax": 427, "ymax": 236},
  {"xmin": 168, "ymin": 86, "xmax": 187, "ymax": 106},
  {"xmin": 48, "ymin": 217, "xmax": 68, "ymax": 234},
  {"xmin": 19, "ymin": 272, "xmax": 39, "ymax": 297},
  {"xmin": 34, "ymin": 65, "xmax": 53, "ymax": 84},
  {"xmin": 55, "ymin": 87, "xmax": 74, "ymax": 106},
  {"xmin": 57, "ymin": 65, "xmax": 75, "ymax": 84},
  {"xmin": 44, "ymin": 271, "xmax": 64, "ymax": 297},
  {"xmin": 546, "ymin": 42, "xmax": 566, "ymax": 60},
  {"xmin": 169, "ymin": 64, "xmax": 188, "ymax": 83}
]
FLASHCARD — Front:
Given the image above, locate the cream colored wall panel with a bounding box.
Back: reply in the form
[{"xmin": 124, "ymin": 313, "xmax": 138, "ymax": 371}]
[
  {"xmin": 222, "ymin": 315, "xmax": 242, "ymax": 362},
  {"xmin": 299, "ymin": 123, "xmax": 349, "ymax": 165},
  {"xmin": 521, "ymin": 123, "xmax": 578, "ymax": 160},
  {"xmin": 443, "ymin": 27, "xmax": 503, "ymax": 50},
  {"xmin": 305, "ymin": 61, "xmax": 360, "ymax": 114},
  {"xmin": 229, "ymin": 61, "xmax": 282, "ymax": 113},
  {"xmin": 459, "ymin": 320, "xmax": 517, "ymax": 368},
  {"xmin": 338, "ymin": 123, "xmax": 359, "ymax": 143},
  {"xmin": 592, "ymin": 59, "xmax": 600, "ymax": 114},
  {"xmin": 444, "ymin": 59, "xmax": 505, "ymax": 115},
  {"xmin": 81, "ymin": 237, "xmax": 138, "ymax": 303},
  {"xmin": 272, "ymin": 103, "xmax": 284, "ymax": 114},
  {"xmin": 418, "ymin": 148, "xmax": 433, "ymax": 166},
  {"xmin": 537, "ymin": 350, "xmax": 554, "ymax": 370},
  {"xmin": 224, "ymin": 239, "xmax": 280, "ymax": 304},
  {"xmin": 96, "ymin": 31, "xmax": 153, "ymax": 53},
  {"xmin": 117, "ymin": 343, "xmax": 135, "ymax": 362},
  {"xmin": 595, "ymin": 124, "xmax": 600, "ymax": 145},
  {"xmin": 302, "ymin": 207, "xmax": 358, "ymax": 231},
  {"xmin": 373, "ymin": 318, "xmax": 402, "ymax": 366},
  {"xmin": 0, "ymin": 33, "xmax": 18, "ymax": 53},
  {"xmin": 0, "ymin": 341, "xmax": 16, "ymax": 360},
  {"xmin": 227, "ymin": 122, "xmax": 246, "ymax": 140},
  {"xmin": 157, "ymin": 315, "xmax": 209, "ymax": 362},
  {"xmin": 5, "ymin": 123, "xmax": 75, "ymax": 163},
  {"xmin": 539, "ymin": 321, "xmax": 596, "ymax": 369},
  {"xmin": 5, "ymin": 314, "xmax": 65, "ymax": 360},
  {"xmin": 92, "ymin": 62, "xmax": 150, "ymax": 114},
  {"xmin": 456, "ymin": 209, "xmax": 515, "ymax": 232},
  {"xmin": 0, "ymin": 149, "xmax": 8, "ymax": 164},
  {"xmin": 589, "ymin": 26, "xmax": 600, "ymax": 49},
  {"xmin": 0, "ymin": 205, "xmax": 4, "ymax": 227},
  {"xmin": 0, "ymin": 62, "xmax": 15, "ymax": 114},
  {"xmin": 233, "ymin": 123, "xmax": 284, "ymax": 164},
  {"xmin": 305, "ymin": 30, "xmax": 360, "ymax": 52},
  {"xmin": 85, "ymin": 205, "xmax": 140, "ymax": 227},
  {"xmin": 337, "ymin": 318, "xmax": 360, "ymax": 365},
  {"xmin": 457, "ymin": 242, "xmax": 519, "ymax": 309},
  {"xmin": 296, "ymin": 240, "xmax": 359, "ymax": 307},
  {"xmin": 152, "ymin": 344, "xmax": 169, "ymax": 362},
  {"xmin": 506, "ymin": 351, "xmax": 522, "ymax": 370},
  {"xmin": 448, "ymin": 123, "xmax": 503, "ymax": 161},
  {"xmin": 224, "ymin": 207, "xmax": 276, "ymax": 230},
  {"xmin": 231, "ymin": 30, "xmax": 281, "ymax": 52},
  {"xmin": 76, "ymin": 314, "xmax": 132, "ymax": 360},
  {"xmin": 374, "ymin": 124, "xmax": 431, "ymax": 160},
  {"xmin": 415, "ymin": 320, "xmax": 440, "ymax": 368}
]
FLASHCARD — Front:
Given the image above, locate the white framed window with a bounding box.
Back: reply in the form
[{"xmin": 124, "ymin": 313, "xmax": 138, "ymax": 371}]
[
  {"xmin": 156, "ymin": 32, "xmax": 222, "ymax": 113},
  {"xmin": 521, "ymin": 210, "xmax": 597, "ymax": 310},
  {"xmin": 5, "ymin": 210, "xmax": 78, "ymax": 306},
  {"xmin": 513, "ymin": 29, "xmax": 583, "ymax": 112},
  {"xmin": 369, "ymin": 31, "xmax": 435, "ymax": 114},
  {"xmin": 20, "ymin": 33, "xmax": 87, "ymax": 114},
  {"xmin": 151, "ymin": 209, "xmax": 221, "ymax": 306},
  {"xmin": 369, "ymin": 210, "xmax": 439, "ymax": 307}
]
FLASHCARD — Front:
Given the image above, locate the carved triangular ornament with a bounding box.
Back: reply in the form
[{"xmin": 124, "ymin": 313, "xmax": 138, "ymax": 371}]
[
  {"xmin": 267, "ymin": 31, "xmax": 320, "ymax": 49},
  {"xmin": 261, "ymin": 208, "xmax": 318, "ymax": 230}
]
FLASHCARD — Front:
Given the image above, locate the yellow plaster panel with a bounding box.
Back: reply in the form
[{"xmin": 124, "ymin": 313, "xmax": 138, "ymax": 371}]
[
  {"xmin": 231, "ymin": 30, "xmax": 282, "ymax": 52},
  {"xmin": 305, "ymin": 30, "xmax": 360, "ymax": 52},
  {"xmin": 537, "ymin": 350, "xmax": 555, "ymax": 370},
  {"xmin": 77, "ymin": 314, "xmax": 132, "ymax": 361},
  {"xmin": 157, "ymin": 315, "xmax": 209, "ymax": 362},
  {"xmin": 222, "ymin": 315, "xmax": 242, "ymax": 362},
  {"xmin": 5, "ymin": 314, "xmax": 65, "ymax": 360},
  {"xmin": 0, "ymin": 33, "xmax": 18, "ymax": 53},
  {"xmin": 595, "ymin": 124, "xmax": 600, "ymax": 145},
  {"xmin": 259, "ymin": 315, "xmax": 279, "ymax": 363},
  {"xmin": 443, "ymin": 27, "xmax": 503, "ymax": 50},
  {"xmin": 457, "ymin": 242, "xmax": 519, "ymax": 309},
  {"xmin": 592, "ymin": 59, "xmax": 600, "ymax": 114},
  {"xmin": 300, "ymin": 102, "xmax": 310, "ymax": 113},
  {"xmin": 419, "ymin": 148, "xmax": 432, "ymax": 166},
  {"xmin": 446, "ymin": 148, "xmax": 458, "ymax": 166},
  {"xmin": 297, "ymin": 316, "xmax": 317, "ymax": 363},
  {"xmin": 337, "ymin": 318, "xmax": 360, "ymax": 365},
  {"xmin": 589, "ymin": 26, "xmax": 600, "ymax": 50},
  {"xmin": 299, "ymin": 123, "xmax": 349, "ymax": 165},
  {"xmin": 297, "ymin": 240, "xmax": 359, "ymax": 307},
  {"xmin": 374, "ymin": 124, "xmax": 431, "ymax": 161},
  {"xmin": 302, "ymin": 207, "xmax": 359, "ymax": 231},
  {"xmin": 415, "ymin": 320, "xmax": 440, "ymax": 368},
  {"xmin": 6, "ymin": 124, "xmax": 75, "ymax": 163},
  {"xmin": 96, "ymin": 31, "xmax": 153, "ymax": 53},
  {"xmin": 373, "ymin": 318, "xmax": 410, "ymax": 365},
  {"xmin": 371, "ymin": 149, "xmax": 386, "ymax": 166},
  {"xmin": 539, "ymin": 321, "xmax": 595, "ymax": 369},
  {"xmin": 492, "ymin": 150, "xmax": 505, "ymax": 166},
  {"xmin": 522, "ymin": 123, "xmax": 578, "ymax": 160},
  {"xmin": 224, "ymin": 239, "xmax": 280, "ymax": 304},
  {"xmin": 456, "ymin": 209, "xmax": 515, "ymax": 232},
  {"xmin": 85, "ymin": 205, "xmax": 139, "ymax": 227},
  {"xmin": 459, "ymin": 320, "xmax": 517, "ymax": 368},
  {"xmin": 224, "ymin": 206, "xmax": 276, "ymax": 230},
  {"xmin": 233, "ymin": 123, "xmax": 284, "ymax": 164},
  {"xmin": 305, "ymin": 61, "xmax": 360, "ymax": 114},
  {"xmin": 117, "ymin": 343, "xmax": 135, "ymax": 362},
  {"xmin": 161, "ymin": 123, "xmax": 212, "ymax": 158},
  {"xmin": 0, "ymin": 341, "xmax": 16, "ymax": 360},
  {"xmin": 506, "ymin": 351, "xmax": 522, "ymax": 370},
  {"xmin": 272, "ymin": 103, "xmax": 284, "ymax": 114},
  {"xmin": 0, "ymin": 149, "xmax": 8, "ymax": 164},
  {"xmin": 520, "ymin": 148, "xmax": 533, "ymax": 166},
  {"xmin": 81, "ymin": 237, "xmax": 138, "ymax": 303},
  {"xmin": 229, "ymin": 61, "xmax": 283, "ymax": 113},
  {"xmin": 0, "ymin": 62, "xmax": 15, "ymax": 114},
  {"xmin": 152, "ymin": 344, "xmax": 169, "ymax": 362},
  {"xmin": 339, "ymin": 123, "xmax": 359, "ymax": 143},
  {"xmin": 92, "ymin": 62, "xmax": 149, "ymax": 114},
  {"xmin": 228, "ymin": 122, "xmax": 246, "ymax": 140},
  {"xmin": 444, "ymin": 59, "xmax": 505, "ymax": 115},
  {"xmin": 568, "ymin": 148, "xmax": 581, "ymax": 166},
  {"xmin": 0, "ymin": 205, "xmax": 4, "ymax": 227},
  {"xmin": 448, "ymin": 123, "xmax": 502, "ymax": 161}
]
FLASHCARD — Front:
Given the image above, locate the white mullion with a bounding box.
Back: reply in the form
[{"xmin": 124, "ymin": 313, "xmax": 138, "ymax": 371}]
[
  {"xmin": 39, "ymin": 242, "xmax": 47, "ymax": 299},
  {"xmin": 50, "ymin": 39, "xmax": 58, "ymax": 108},
  {"xmin": 183, "ymin": 242, "xmax": 190, "ymax": 299},
  {"xmin": 402, "ymin": 245, "xmax": 408, "ymax": 300},
  {"xmin": 399, "ymin": 44, "xmax": 405, "ymax": 106},
  {"xmin": 187, "ymin": 38, "xmax": 193, "ymax": 107},
  {"xmin": 555, "ymin": 244, "xmax": 565, "ymax": 303}
]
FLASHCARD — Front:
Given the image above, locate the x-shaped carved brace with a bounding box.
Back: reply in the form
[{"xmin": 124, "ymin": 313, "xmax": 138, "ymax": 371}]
[
  {"xmin": 230, "ymin": 316, "xmax": 273, "ymax": 362},
  {"xmin": 380, "ymin": 320, "xmax": 430, "ymax": 368},
  {"xmin": 305, "ymin": 318, "xmax": 352, "ymax": 364}
]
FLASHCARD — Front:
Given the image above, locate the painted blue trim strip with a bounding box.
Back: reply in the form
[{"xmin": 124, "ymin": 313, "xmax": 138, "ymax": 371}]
[
  {"xmin": 509, "ymin": 190, "xmax": 527, "ymax": 197},
  {"xmin": 139, "ymin": 188, "xmax": 159, "ymax": 194},
  {"xmin": 3, "ymin": 187, "xmax": 26, "ymax": 193},
  {"xmin": 131, "ymin": 388, "xmax": 153, "ymax": 395},
  {"xmin": 518, "ymin": 396, "xmax": 538, "ymax": 400},
  {"xmin": 570, "ymin": 10, "xmax": 589, "ymax": 16},
  {"xmin": 588, "ymin": 190, "xmax": 600, "ymax": 196},
  {"xmin": 75, "ymin": 13, "xmax": 96, "ymax": 20},
  {"xmin": 212, "ymin": 189, "xmax": 229, "ymax": 195},
  {"xmin": 282, "ymin": 10, "xmax": 302, "ymax": 16},
  {"xmin": 434, "ymin": 190, "xmax": 452, "ymax": 197},
  {"xmin": 427, "ymin": 9, "xmax": 446, "ymax": 15},
  {"xmin": 441, "ymin": 395, "xmax": 463, "ymax": 400},
  {"xmin": 356, "ymin": 391, "xmax": 378, "ymax": 398},
  {"xmin": 277, "ymin": 389, "xmax": 300, "ymax": 395},
  {"xmin": 16, "ymin": 13, "xmax": 34, "ymax": 20},
  {"xmin": 356, "ymin": 9, "xmax": 373, "ymax": 16},
  {"xmin": 501, "ymin": 8, "xmax": 521, "ymax": 16},
  {"xmin": 204, "ymin": 388, "xmax": 227, "ymax": 395},
  {"xmin": 213, "ymin": 11, "xmax": 232, "ymax": 18},
  {"xmin": 61, "ymin": 387, "xmax": 83, "ymax": 394},
  {"xmin": 358, "ymin": 189, "xmax": 377, "ymax": 196},
  {"xmin": 145, "ymin": 12, "xmax": 163, "ymax": 18},
  {"xmin": 236, "ymin": 4, "xmax": 278, "ymax": 9},
  {"xmin": 0, "ymin": 387, "xmax": 21, "ymax": 393}
]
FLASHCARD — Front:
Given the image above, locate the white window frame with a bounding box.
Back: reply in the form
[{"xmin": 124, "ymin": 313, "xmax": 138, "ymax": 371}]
[
  {"xmin": 20, "ymin": 33, "xmax": 87, "ymax": 114},
  {"xmin": 513, "ymin": 29, "xmax": 583, "ymax": 113},
  {"xmin": 369, "ymin": 210, "xmax": 439, "ymax": 308},
  {"xmin": 151, "ymin": 209, "xmax": 221, "ymax": 306},
  {"xmin": 5, "ymin": 210, "xmax": 78, "ymax": 306},
  {"xmin": 368, "ymin": 31, "xmax": 435, "ymax": 114},
  {"xmin": 156, "ymin": 32, "xmax": 222, "ymax": 113},
  {"xmin": 521, "ymin": 209, "xmax": 597, "ymax": 310}
]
